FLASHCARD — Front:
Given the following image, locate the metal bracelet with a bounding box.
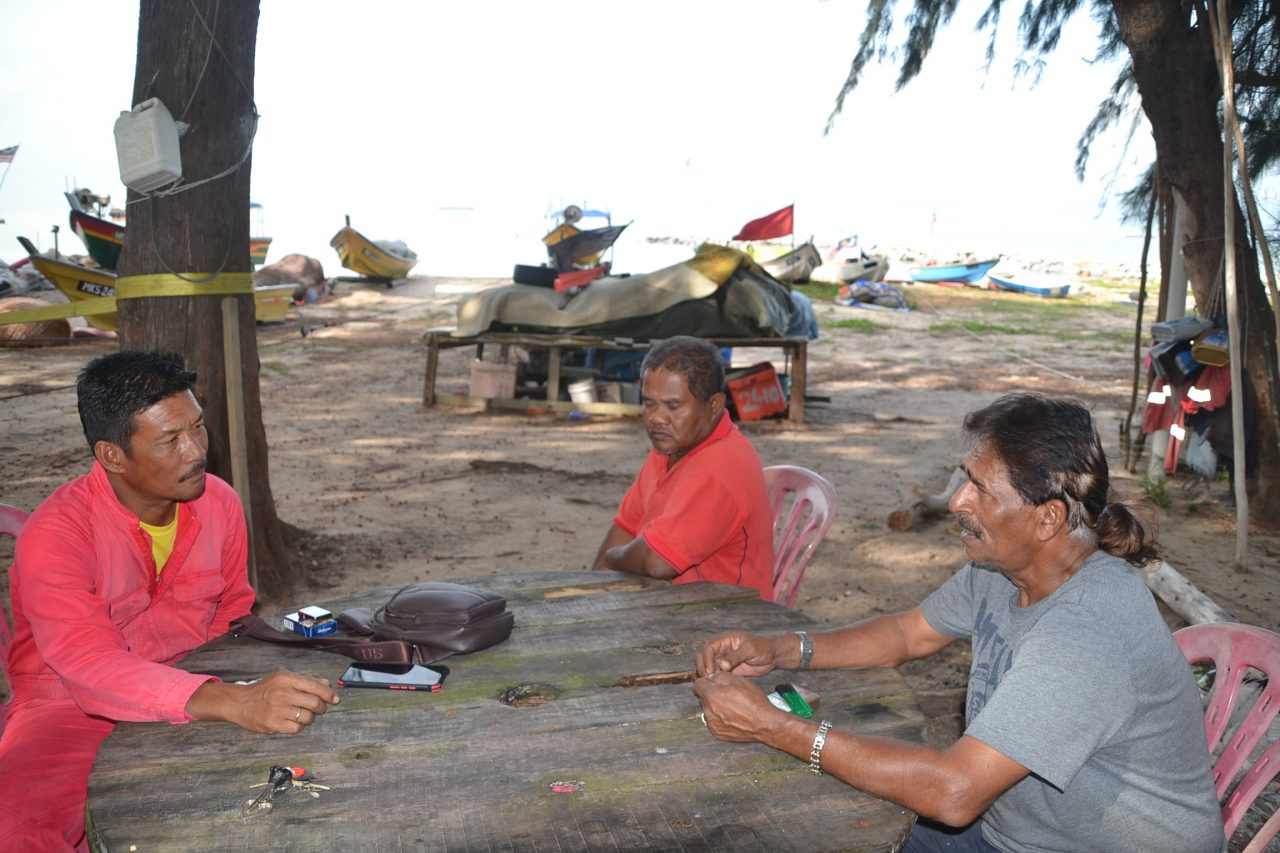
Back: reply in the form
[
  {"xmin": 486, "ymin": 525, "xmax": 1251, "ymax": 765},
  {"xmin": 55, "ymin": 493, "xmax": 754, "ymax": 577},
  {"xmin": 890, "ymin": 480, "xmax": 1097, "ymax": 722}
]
[
  {"xmin": 795, "ymin": 630, "xmax": 813, "ymax": 671},
  {"xmin": 809, "ymin": 719, "xmax": 833, "ymax": 775}
]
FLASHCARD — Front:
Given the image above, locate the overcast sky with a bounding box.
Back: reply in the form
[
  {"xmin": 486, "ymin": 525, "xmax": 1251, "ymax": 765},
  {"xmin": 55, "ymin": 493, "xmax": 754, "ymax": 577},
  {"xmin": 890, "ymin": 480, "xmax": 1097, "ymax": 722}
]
[{"xmin": 2, "ymin": 0, "xmax": 1171, "ymax": 276}]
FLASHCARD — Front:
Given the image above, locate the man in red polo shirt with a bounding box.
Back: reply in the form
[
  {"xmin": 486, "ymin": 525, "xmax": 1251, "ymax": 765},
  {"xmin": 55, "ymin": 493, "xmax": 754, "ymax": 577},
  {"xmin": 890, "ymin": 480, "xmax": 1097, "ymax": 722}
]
[{"xmin": 591, "ymin": 336, "xmax": 775, "ymax": 599}]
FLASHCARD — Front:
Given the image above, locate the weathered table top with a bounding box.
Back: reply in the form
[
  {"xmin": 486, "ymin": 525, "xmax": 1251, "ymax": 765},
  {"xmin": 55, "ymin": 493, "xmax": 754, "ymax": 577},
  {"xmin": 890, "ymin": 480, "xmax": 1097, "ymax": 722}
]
[{"xmin": 88, "ymin": 571, "xmax": 922, "ymax": 852}]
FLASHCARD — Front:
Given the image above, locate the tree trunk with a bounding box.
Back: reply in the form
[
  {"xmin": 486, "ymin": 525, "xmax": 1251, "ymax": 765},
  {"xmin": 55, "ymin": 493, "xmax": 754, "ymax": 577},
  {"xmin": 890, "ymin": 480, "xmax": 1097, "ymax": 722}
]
[
  {"xmin": 1112, "ymin": 0, "xmax": 1280, "ymax": 528},
  {"xmin": 117, "ymin": 0, "xmax": 297, "ymax": 602}
]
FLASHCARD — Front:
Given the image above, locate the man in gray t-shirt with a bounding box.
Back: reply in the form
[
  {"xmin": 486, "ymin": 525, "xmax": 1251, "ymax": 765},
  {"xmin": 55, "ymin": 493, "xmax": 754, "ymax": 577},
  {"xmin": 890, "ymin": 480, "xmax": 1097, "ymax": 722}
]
[{"xmin": 693, "ymin": 393, "xmax": 1223, "ymax": 852}]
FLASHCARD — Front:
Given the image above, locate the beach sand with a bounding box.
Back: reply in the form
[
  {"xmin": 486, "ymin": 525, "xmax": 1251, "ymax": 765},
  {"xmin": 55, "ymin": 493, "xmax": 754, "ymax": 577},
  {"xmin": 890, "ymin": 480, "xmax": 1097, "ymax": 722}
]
[{"xmin": 2, "ymin": 272, "xmax": 1276, "ymax": 746}]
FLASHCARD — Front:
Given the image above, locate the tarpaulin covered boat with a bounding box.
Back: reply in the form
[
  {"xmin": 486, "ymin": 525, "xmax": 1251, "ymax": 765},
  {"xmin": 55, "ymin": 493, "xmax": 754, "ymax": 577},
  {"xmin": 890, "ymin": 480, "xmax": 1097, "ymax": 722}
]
[{"xmin": 454, "ymin": 244, "xmax": 795, "ymax": 339}]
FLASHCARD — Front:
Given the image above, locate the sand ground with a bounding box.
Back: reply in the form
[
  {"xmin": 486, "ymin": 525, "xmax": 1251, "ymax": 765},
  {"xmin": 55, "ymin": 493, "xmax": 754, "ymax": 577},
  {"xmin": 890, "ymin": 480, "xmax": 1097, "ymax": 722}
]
[{"xmin": 2, "ymin": 271, "xmax": 1278, "ymax": 747}]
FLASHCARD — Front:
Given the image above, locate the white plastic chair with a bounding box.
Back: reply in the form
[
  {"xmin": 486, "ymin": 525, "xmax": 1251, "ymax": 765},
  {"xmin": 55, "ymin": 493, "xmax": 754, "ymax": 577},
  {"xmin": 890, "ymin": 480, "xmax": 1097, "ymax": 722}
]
[
  {"xmin": 1175, "ymin": 622, "xmax": 1280, "ymax": 853},
  {"xmin": 761, "ymin": 466, "xmax": 837, "ymax": 608},
  {"xmin": 0, "ymin": 503, "xmax": 30, "ymax": 736}
]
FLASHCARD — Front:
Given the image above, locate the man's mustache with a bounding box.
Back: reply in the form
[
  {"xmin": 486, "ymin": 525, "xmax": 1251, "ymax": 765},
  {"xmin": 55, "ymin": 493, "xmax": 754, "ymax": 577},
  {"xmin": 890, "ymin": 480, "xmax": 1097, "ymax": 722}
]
[
  {"xmin": 181, "ymin": 461, "xmax": 207, "ymax": 481},
  {"xmin": 955, "ymin": 514, "xmax": 982, "ymax": 539}
]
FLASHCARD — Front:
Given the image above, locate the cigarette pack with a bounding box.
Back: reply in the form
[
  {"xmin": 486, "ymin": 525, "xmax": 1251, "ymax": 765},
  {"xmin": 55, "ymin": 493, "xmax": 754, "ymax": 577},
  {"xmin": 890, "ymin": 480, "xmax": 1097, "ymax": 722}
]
[{"xmin": 282, "ymin": 605, "xmax": 337, "ymax": 638}]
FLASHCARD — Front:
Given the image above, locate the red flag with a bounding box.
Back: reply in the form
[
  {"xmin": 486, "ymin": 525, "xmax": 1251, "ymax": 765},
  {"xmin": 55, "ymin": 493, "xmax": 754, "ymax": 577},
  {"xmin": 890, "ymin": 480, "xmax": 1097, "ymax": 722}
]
[{"xmin": 732, "ymin": 204, "xmax": 794, "ymax": 241}]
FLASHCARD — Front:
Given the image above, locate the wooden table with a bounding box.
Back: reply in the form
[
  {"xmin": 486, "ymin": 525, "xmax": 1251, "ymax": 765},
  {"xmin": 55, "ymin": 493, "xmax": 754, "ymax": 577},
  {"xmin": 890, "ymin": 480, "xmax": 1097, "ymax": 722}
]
[
  {"xmin": 88, "ymin": 572, "xmax": 921, "ymax": 851},
  {"xmin": 423, "ymin": 331, "xmax": 810, "ymax": 423}
]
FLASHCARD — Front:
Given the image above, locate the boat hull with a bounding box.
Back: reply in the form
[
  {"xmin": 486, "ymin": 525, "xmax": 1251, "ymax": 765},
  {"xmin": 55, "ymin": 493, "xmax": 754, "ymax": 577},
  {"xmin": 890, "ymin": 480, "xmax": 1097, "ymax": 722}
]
[
  {"xmin": 986, "ymin": 270, "xmax": 1071, "ymax": 298},
  {"xmin": 69, "ymin": 209, "xmax": 125, "ymax": 270},
  {"xmin": 25, "ymin": 250, "xmax": 294, "ymax": 329},
  {"xmin": 68, "ymin": 206, "xmax": 271, "ymax": 270},
  {"xmin": 812, "ymin": 254, "xmax": 890, "ymax": 284},
  {"xmin": 330, "ymin": 226, "xmax": 417, "ymax": 280},
  {"xmin": 909, "ymin": 257, "xmax": 1000, "ymax": 283},
  {"xmin": 761, "ymin": 243, "xmax": 822, "ymax": 283}
]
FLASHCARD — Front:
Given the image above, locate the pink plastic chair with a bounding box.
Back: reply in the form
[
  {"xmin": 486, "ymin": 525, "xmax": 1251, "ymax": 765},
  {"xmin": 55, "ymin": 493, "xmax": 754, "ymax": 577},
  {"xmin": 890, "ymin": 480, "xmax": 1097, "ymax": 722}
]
[
  {"xmin": 0, "ymin": 503, "xmax": 30, "ymax": 736},
  {"xmin": 762, "ymin": 465, "xmax": 837, "ymax": 608},
  {"xmin": 1175, "ymin": 622, "xmax": 1280, "ymax": 852}
]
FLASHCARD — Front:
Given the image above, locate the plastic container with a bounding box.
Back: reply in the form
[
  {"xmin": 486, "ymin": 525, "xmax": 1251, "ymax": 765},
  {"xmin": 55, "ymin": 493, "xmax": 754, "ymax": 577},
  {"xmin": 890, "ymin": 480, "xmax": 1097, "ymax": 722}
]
[
  {"xmin": 1191, "ymin": 329, "xmax": 1229, "ymax": 367},
  {"xmin": 726, "ymin": 362, "xmax": 788, "ymax": 421},
  {"xmin": 568, "ymin": 379, "xmax": 597, "ymax": 405},
  {"xmin": 113, "ymin": 98, "xmax": 183, "ymax": 192},
  {"xmin": 469, "ymin": 360, "xmax": 516, "ymax": 399}
]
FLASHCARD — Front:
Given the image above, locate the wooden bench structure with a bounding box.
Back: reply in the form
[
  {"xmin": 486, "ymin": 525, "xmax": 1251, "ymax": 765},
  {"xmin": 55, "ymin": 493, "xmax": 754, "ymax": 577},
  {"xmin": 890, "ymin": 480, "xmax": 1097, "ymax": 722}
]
[{"xmin": 423, "ymin": 330, "xmax": 810, "ymax": 423}]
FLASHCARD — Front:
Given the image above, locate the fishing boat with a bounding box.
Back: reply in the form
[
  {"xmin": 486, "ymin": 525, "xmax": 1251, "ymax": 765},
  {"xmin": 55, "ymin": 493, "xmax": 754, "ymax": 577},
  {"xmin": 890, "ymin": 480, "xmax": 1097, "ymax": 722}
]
[
  {"xmin": 760, "ymin": 242, "xmax": 822, "ymax": 283},
  {"xmin": 16, "ymin": 237, "xmax": 294, "ymax": 330},
  {"xmin": 330, "ymin": 217, "xmax": 418, "ymax": 281},
  {"xmin": 986, "ymin": 268, "xmax": 1072, "ymax": 298},
  {"xmin": 811, "ymin": 251, "xmax": 891, "ymax": 284},
  {"xmin": 65, "ymin": 189, "xmax": 272, "ymax": 270},
  {"xmin": 908, "ymin": 257, "xmax": 1000, "ymax": 284}
]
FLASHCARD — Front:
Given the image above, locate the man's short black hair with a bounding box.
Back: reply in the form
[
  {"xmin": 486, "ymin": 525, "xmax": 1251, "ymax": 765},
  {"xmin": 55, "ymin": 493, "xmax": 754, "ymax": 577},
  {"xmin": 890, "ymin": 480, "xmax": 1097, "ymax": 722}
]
[
  {"xmin": 640, "ymin": 336, "xmax": 726, "ymax": 402},
  {"xmin": 77, "ymin": 351, "xmax": 197, "ymax": 453}
]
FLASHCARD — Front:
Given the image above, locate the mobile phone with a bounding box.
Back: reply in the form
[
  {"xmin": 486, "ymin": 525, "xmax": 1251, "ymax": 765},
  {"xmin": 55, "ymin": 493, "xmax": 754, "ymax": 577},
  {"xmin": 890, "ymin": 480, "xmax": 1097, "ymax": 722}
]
[{"xmin": 338, "ymin": 662, "xmax": 449, "ymax": 691}]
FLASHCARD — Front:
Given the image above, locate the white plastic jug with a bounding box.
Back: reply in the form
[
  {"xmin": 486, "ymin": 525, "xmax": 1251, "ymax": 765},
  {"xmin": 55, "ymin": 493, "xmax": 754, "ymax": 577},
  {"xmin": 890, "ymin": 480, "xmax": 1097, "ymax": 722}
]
[{"xmin": 113, "ymin": 98, "xmax": 183, "ymax": 192}]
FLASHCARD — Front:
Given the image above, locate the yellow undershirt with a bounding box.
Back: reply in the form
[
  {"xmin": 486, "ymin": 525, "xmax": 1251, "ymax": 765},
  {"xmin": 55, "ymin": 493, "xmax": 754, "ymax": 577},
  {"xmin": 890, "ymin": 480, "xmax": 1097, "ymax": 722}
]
[{"xmin": 139, "ymin": 511, "xmax": 179, "ymax": 575}]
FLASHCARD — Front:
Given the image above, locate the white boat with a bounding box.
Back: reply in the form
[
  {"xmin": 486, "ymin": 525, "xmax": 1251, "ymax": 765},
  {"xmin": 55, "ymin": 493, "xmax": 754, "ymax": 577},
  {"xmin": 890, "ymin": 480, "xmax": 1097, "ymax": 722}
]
[
  {"xmin": 761, "ymin": 242, "xmax": 822, "ymax": 283},
  {"xmin": 811, "ymin": 251, "xmax": 890, "ymax": 284}
]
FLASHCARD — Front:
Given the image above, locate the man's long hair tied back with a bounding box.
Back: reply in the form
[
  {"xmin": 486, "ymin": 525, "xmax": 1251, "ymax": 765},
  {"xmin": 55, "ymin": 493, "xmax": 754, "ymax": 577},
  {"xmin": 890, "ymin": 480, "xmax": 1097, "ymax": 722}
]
[{"xmin": 964, "ymin": 393, "xmax": 1161, "ymax": 567}]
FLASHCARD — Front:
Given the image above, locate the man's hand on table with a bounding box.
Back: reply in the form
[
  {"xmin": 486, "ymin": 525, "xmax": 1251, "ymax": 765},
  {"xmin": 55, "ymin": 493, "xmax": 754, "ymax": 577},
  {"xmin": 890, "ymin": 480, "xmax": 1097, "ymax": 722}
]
[
  {"xmin": 696, "ymin": 630, "xmax": 795, "ymax": 677},
  {"xmin": 186, "ymin": 671, "xmax": 340, "ymax": 734},
  {"xmin": 693, "ymin": 671, "xmax": 805, "ymax": 747}
]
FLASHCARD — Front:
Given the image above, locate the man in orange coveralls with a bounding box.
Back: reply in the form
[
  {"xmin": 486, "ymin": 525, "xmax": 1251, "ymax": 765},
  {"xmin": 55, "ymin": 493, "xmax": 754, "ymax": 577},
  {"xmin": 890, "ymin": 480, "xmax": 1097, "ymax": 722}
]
[
  {"xmin": 591, "ymin": 335, "xmax": 775, "ymax": 599},
  {"xmin": 0, "ymin": 351, "xmax": 339, "ymax": 849}
]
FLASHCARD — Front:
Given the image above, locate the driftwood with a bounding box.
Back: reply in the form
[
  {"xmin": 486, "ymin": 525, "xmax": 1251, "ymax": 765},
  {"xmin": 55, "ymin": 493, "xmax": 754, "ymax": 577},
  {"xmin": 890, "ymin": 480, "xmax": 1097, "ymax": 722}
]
[
  {"xmin": 887, "ymin": 468, "xmax": 967, "ymax": 532},
  {"xmin": 1143, "ymin": 560, "xmax": 1237, "ymax": 625}
]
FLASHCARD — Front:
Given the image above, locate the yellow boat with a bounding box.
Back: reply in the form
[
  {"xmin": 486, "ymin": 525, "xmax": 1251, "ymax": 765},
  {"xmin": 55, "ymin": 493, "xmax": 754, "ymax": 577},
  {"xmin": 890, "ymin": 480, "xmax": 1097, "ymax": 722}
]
[
  {"xmin": 15, "ymin": 237, "xmax": 294, "ymax": 330},
  {"xmin": 330, "ymin": 219, "xmax": 418, "ymax": 281}
]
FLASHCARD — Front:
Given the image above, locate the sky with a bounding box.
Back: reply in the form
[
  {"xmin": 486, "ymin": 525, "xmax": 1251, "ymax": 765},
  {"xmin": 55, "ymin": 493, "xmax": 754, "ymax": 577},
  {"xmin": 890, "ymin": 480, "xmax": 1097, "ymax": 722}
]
[{"xmin": 1, "ymin": 0, "xmax": 1163, "ymax": 277}]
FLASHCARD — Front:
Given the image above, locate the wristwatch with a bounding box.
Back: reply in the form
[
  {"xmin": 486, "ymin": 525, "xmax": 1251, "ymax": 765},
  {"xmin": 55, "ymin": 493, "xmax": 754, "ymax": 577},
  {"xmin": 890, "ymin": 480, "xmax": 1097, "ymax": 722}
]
[{"xmin": 795, "ymin": 630, "xmax": 814, "ymax": 670}]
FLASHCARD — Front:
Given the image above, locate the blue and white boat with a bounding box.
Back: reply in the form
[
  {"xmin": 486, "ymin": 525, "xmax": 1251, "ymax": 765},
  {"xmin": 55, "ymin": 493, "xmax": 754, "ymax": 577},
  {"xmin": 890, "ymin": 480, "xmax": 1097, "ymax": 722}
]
[
  {"xmin": 908, "ymin": 257, "xmax": 1000, "ymax": 284},
  {"xmin": 986, "ymin": 268, "xmax": 1073, "ymax": 298}
]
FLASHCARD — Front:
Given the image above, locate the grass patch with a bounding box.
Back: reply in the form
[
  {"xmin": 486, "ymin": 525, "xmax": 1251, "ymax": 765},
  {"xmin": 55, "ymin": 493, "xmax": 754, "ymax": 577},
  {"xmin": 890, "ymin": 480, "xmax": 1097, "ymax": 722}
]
[
  {"xmin": 262, "ymin": 361, "xmax": 290, "ymax": 375},
  {"xmin": 796, "ymin": 282, "xmax": 841, "ymax": 303},
  {"xmin": 823, "ymin": 317, "xmax": 883, "ymax": 332},
  {"xmin": 1140, "ymin": 477, "xmax": 1172, "ymax": 509}
]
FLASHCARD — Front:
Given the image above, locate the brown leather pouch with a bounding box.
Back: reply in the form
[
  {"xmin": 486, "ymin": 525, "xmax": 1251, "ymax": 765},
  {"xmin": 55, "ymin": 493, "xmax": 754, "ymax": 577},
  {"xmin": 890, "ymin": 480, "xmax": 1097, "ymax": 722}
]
[{"xmin": 232, "ymin": 582, "xmax": 515, "ymax": 665}]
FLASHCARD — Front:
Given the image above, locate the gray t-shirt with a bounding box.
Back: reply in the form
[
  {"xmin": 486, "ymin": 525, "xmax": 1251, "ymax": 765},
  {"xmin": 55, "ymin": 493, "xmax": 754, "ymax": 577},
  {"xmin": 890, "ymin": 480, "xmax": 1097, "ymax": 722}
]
[{"xmin": 922, "ymin": 551, "xmax": 1223, "ymax": 853}]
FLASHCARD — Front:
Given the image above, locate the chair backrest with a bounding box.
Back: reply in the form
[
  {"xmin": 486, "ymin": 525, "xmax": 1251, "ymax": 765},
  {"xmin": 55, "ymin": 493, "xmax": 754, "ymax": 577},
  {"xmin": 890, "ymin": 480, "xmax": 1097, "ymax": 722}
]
[
  {"xmin": 761, "ymin": 465, "xmax": 837, "ymax": 608},
  {"xmin": 1174, "ymin": 622, "xmax": 1280, "ymax": 852},
  {"xmin": 0, "ymin": 503, "xmax": 29, "ymax": 735}
]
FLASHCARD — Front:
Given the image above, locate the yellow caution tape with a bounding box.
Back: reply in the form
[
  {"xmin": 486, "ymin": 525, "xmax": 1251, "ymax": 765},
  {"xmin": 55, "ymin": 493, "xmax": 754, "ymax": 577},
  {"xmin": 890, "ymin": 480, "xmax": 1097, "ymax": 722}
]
[{"xmin": 116, "ymin": 273, "xmax": 254, "ymax": 299}]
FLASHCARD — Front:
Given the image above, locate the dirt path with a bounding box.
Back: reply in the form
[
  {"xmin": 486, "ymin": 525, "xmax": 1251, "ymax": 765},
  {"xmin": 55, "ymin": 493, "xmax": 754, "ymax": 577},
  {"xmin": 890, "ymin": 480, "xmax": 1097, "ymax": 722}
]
[{"xmin": 2, "ymin": 273, "xmax": 1277, "ymax": 744}]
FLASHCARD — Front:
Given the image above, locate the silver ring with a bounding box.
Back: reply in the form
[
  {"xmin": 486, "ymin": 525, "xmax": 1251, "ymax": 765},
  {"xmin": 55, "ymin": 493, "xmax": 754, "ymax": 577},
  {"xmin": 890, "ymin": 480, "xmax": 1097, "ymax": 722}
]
[
  {"xmin": 294, "ymin": 708, "xmax": 301, "ymax": 721},
  {"xmin": 700, "ymin": 712, "xmax": 707, "ymax": 726}
]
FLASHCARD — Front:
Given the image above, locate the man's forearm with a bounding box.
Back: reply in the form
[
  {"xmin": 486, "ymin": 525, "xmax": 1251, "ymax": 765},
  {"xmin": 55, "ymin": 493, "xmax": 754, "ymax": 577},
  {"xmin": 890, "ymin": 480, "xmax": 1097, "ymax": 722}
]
[
  {"xmin": 756, "ymin": 716, "xmax": 1018, "ymax": 826},
  {"xmin": 805, "ymin": 608, "xmax": 954, "ymax": 671},
  {"xmin": 603, "ymin": 536, "xmax": 678, "ymax": 579}
]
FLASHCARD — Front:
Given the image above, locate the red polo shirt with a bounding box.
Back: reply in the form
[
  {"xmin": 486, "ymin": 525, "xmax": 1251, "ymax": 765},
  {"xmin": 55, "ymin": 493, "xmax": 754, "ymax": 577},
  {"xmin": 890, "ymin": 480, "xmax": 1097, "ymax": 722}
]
[{"xmin": 615, "ymin": 412, "xmax": 774, "ymax": 599}]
